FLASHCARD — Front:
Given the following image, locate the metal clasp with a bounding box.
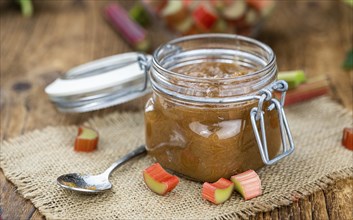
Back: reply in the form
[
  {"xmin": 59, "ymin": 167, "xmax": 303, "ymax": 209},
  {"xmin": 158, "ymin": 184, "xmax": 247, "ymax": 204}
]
[
  {"xmin": 250, "ymin": 81, "xmax": 295, "ymax": 165},
  {"xmin": 137, "ymin": 54, "xmax": 151, "ymax": 92}
]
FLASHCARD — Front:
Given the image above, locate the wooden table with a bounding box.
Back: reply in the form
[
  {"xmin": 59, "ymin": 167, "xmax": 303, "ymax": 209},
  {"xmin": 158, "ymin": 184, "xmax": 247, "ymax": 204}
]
[{"xmin": 1, "ymin": 1, "xmax": 352, "ymax": 219}]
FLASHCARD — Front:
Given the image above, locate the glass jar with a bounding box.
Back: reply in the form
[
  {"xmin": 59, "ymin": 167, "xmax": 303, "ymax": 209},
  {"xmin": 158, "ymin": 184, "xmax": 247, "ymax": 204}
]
[
  {"xmin": 45, "ymin": 33, "xmax": 293, "ymax": 183},
  {"xmin": 145, "ymin": 34, "xmax": 294, "ymax": 182}
]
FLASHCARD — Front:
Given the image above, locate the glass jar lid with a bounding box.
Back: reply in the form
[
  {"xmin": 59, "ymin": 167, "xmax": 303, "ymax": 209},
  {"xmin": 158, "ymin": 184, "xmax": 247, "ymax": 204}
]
[{"xmin": 45, "ymin": 52, "xmax": 152, "ymax": 112}]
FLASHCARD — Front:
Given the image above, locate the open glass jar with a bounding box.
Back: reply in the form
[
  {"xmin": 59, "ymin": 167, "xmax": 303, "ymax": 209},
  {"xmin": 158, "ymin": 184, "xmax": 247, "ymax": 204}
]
[
  {"xmin": 145, "ymin": 34, "xmax": 294, "ymax": 182},
  {"xmin": 45, "ymin": 34, "xmax": 294, "ymax": 183}
]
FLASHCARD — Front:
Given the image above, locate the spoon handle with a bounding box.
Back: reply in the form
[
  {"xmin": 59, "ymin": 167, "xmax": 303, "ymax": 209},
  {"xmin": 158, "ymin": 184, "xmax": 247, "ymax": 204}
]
[{"xmin": 103, "ymin": 145, "xmax": 146, "ymax": 177}]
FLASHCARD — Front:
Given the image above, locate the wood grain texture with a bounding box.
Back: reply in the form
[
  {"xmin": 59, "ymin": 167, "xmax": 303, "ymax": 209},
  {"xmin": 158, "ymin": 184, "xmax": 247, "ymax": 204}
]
[{"xmin": 1, "ymin": 0, "xmax": 352, "ymax": 219}]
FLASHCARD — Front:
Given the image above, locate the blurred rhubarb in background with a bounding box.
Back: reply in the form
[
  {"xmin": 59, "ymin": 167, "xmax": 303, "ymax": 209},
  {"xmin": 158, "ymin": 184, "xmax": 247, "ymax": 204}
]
[
  {"xmin": 105, "ymin": 3, "xmax": 151, "ymax": 51},
  {"xmin": 140, "ymin": 0, "xmax": 276, "ymax": 36},
  {"xmin": 276, "ymin": 71, "xmax": 330, "ymax": 106},
  {"xmin": 104, "ymin": 0, "xmax": 276, "ymax": 51}
]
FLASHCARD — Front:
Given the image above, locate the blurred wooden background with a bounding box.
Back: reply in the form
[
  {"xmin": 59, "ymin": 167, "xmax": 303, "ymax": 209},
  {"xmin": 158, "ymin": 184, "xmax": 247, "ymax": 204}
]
[{"xmin": 1, "ymin": 0, "xmax": 352, "ymax": 219}]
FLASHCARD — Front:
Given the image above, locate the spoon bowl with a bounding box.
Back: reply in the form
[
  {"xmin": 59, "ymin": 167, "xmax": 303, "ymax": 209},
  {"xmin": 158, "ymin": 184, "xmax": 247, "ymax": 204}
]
[
  {"xmin": 57, "ymin": 173, "xmax": 111, "ymax": 193},
  {"xmin": 57, "ymin": 145, "xmax": 146, "ymax": 193}
]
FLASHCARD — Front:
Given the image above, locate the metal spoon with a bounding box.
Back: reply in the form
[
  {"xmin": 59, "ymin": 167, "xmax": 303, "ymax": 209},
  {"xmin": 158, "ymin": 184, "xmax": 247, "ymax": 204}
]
[{"xmin": 57, "ymin": 145, "xmax": 146, "ymax": 193}]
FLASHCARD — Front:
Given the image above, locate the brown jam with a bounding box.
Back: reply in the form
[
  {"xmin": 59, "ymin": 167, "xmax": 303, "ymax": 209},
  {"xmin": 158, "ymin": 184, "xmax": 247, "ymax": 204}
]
[
  {"xmin": 171, "ymin": 62, "xmax": 251, "ymax": 78},
  {"xmin": 145, "ymin": 62, "xmax": 281, "ymax": 182}
]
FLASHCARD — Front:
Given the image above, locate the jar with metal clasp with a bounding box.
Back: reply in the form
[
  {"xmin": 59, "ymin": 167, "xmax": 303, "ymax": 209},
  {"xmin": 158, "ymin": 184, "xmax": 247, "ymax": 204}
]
[{"xmin": 45, "ymin": 34, "xmax": 294, "ymax": 182}]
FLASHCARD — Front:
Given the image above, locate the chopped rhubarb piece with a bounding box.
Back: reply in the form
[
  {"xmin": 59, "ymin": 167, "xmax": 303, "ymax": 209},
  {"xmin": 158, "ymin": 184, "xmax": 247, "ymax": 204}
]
[
  {"xmin": 222, "ymin": 0, "xmax": 247, "ymax": 20},
  {"xmin": 104, "ymin": 3, "xmax": 150, "ymax": 52},
  {"xmin": 143, "ymin": 163, "xmax": 179, "ymax": 195},
  {"xmin": 277, "ymin": 75, "xmax": 329, "ymax": 106},
  {"xmin": 278, "ymin": 70, "xmax": 306, "ymax": 89},
  {"xmin": 74, "ymin": 126, "xmax": 99, "ymax": 152},
  {"xmin": 193, "ymin": 3, "xmax": 218, "ymax": 31},
  {"xmin": 231, "ymin": 170, "xmax": 262, "ymax": 200},
  {"xmin": 342, "ymin": 128, "xmax": 353, "ymax": 151},
  {"xmin": 202, "ymin": 178, "xmax": 234, "ymax": 205},
  {"xmin": 161, "ymin": 0, "xmax": 189, "ymax": 26}
]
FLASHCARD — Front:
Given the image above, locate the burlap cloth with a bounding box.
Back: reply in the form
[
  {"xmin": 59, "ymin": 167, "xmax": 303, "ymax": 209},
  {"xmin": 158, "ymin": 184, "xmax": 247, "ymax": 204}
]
[{"xmin": 1, "ymin": 96, "xmax": 352, "ymax": 219}]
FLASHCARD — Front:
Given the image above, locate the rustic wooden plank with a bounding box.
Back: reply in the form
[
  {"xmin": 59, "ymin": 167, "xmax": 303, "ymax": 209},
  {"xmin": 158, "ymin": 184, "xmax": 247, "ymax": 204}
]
[
  {"xmin": 299, "ymin": 196, "xmax": 312, "ymax": 220},
  {"xmin": 278, "ymin": 206, "xmax": 290, "ymax": 220},
  {"xmin": 256, "ymin": 213, "xmax": 264, "ymax": 220},
  {"xmin": 262, "ymin": 212, "xmax": 271, "ymax": 220},
  {"xmin": 30, "ymin": 210, "xmax": 44, "ymax": 220},
  {"xmin": 290, "ymin": 202, "xmax": 301, "ymax": 220},
  {"xmin": 324, "ymin": 178, "xmax": 353, "ymax": 220},
  {"xmin": 0, "ymin": 170, "xmax": 41, "ymax": 220},
  {"xmin": 249, "ymin": 179, "xmax": 353, "ymax": 220},
  {"xmin": 270, "ymin": 208, "xmax": 279, "ymax": 220},
  {"xmin": 311, "ymin": 191, "xmax": 329, "ymax": 220}
]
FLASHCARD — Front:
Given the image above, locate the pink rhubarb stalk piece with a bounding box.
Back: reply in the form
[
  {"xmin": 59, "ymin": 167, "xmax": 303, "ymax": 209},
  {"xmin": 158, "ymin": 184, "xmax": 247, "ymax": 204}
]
[
  {"xmin": 202, "ymin": 178, "xmax": 234, "ymax": 205},
  {"xmin": 104, "ymin": 3, "xmax": 150, "ymax": 52},
  {"xmin": 280, "ymin": 75, "xmax": 329, "ymax": 106},
  {"xmin": 342, "ymin": 127, "xmax": 353, "ymax": 151},
  {"xmin": 231, "ymin": 170, "xmax": 262, "ymax": 200},
  {"xmin": 74, "ymin": 126, "xmax": 99, "ymax": 152},
  {"xmin": 143, "ymin": 163, "xmax": 179, "ymax": 195}
]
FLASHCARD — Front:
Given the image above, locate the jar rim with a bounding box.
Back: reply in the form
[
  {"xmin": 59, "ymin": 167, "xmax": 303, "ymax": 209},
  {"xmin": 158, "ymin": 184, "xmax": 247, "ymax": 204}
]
[{"xmin": 152, "ymin": 33, "xmax": 276, "ymax": 82}]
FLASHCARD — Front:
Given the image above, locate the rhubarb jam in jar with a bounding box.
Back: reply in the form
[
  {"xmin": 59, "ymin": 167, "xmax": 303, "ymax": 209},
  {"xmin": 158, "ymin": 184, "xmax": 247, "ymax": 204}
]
[{"xmin": 145, "ymin": 34, "xmax": 294, "ymax": 182}]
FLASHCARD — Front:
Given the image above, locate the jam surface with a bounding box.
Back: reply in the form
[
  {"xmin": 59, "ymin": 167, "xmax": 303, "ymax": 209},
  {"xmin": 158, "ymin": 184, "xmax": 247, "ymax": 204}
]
[
  {"xmin": 172, "ymin": 62, "xmax": 252, "ymax": 78},
  {"xmin": 145, "ymin": 62, "xmax": 281, "ymax": 182}
]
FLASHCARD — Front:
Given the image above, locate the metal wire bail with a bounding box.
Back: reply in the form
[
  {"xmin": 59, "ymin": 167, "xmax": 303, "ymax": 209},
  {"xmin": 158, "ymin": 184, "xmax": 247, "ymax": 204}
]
[
  {"xmin": 256, "ymin": 89, "xmax": 272, "ymax": 120},
  {"xmin": 250, "ymin": 81, "xmax": 295, "ymax": 165},
  {"xmin": 272, "ymin": 80, "xmax": 288, "ymax": 106}
]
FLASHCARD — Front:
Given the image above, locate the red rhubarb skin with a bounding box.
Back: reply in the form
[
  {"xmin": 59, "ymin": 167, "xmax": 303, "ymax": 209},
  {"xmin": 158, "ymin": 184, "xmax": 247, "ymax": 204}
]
[
  {"xmin": 143, "ymin": 163, "xmax": 179, "ymax": 195},
  {"xmin": 74, "ymin": 127, "xmax": 99, "ymax": 152},
  {"xmin": 342, "ymin": 128, "xmax": 353, "ymax": 150},
  {"xmin": 202, "ymin": 178, "xmax": 234, "ymax": 204},
  {"xmin": 283, "ymin": 87, "xmax": 329, "ymax": 106},
  {"xmin": 275, "ymin": 77, "xmax": 329, "ymax": 106},
  {"xmin": 192, "ymin": 4, "xmax": 218, "ymax": 31}
]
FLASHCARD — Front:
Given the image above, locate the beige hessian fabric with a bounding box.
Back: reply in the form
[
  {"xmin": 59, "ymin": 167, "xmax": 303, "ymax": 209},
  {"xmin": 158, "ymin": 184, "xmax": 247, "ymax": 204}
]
[{"xmin": 1, "ymin": 96, "xmax": 352, "ymax": 220}]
